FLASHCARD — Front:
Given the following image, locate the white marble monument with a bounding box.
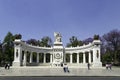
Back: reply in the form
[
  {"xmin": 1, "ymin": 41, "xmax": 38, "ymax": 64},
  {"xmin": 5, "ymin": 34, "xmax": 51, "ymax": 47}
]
[{"xmin": 13, "ymin": 32, "xmax": 102, "ymax": 68}]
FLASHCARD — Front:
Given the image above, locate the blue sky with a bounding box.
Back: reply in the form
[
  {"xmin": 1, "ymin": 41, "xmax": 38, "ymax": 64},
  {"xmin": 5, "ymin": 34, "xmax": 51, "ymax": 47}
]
[{"xmin": 0, "ymin": 0, "xmax": 120, "ymax": 45}]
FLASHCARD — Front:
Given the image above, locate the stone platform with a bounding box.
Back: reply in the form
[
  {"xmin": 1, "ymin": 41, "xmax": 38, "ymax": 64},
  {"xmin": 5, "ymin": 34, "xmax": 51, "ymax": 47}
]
[{"xmin": 0, "ymin": 66, "xmax": 120, "ymax": 76}]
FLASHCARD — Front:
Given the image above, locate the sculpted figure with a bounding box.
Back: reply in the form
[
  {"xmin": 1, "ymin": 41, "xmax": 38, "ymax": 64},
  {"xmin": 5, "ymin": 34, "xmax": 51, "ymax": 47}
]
[{"xmin": 54, "ymin": 32, "xmax": 62, "ymax": 42}]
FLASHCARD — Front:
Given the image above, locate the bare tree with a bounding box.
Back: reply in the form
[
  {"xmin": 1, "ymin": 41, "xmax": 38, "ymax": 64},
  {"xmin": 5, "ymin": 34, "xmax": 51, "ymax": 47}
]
[{"xmin": 103, "ymin": 29, "xmax": 120, "ymax": 64}]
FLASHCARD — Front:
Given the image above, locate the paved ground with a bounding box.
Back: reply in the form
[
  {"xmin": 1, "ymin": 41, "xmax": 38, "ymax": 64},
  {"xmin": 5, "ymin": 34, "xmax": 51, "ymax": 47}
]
[
  {"xmin": 0, "ymin": 66, "xmax": 120, "ymax": 76},
  {"xmin": 0, "ymin": 76, "xmax": 120, "ymax": 80}
]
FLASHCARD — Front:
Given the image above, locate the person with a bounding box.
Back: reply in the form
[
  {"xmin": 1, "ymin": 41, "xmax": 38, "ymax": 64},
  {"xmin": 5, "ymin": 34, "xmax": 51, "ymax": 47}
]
[
  {"xmin": 63, "ymin": 64, "xmax": 69, "ymax": 73},
  {"xmin": 7, "ymin": 63, "xmax": 10, "ymax": 69},
  {"xmin": 61, "ymin": 62, "xmax": 63, "ymax": 67},
  {"xmin": 63, "ymin": 64, "xmax": 66, "ymax": 72},
  {"xmin": 4, "ymin": 63, "xmax": 7, "ymax": 69},
  {"xmin": 87, "ymin": 63, "xmax": 90, "ymax": 70},
  {"xmin": 106, "ymin": 63, "xmax": 112, "ymax": 70},
  {"xmin": 109, "ymin": 64, "xmax": 112, "ymax": 70}
]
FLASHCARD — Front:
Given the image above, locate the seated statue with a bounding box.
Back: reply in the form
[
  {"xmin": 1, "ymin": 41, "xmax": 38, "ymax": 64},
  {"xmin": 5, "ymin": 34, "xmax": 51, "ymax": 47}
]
[{"xmin": 54, "ymin": 32, "xmax": 62, "ymax": 42}]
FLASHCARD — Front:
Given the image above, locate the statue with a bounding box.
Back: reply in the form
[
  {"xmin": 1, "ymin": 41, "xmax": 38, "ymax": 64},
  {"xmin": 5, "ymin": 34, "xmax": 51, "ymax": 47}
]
[{"xmin": 54, "ymin": 32, "xmax": 62, "ymax": 42}]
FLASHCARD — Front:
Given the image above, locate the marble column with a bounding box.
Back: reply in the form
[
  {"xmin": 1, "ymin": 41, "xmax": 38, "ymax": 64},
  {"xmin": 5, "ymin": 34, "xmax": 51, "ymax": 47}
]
[
  {"xmin": 70, "ymin": 53, "xmax": 72, "ymax": 63},
  {"xmin": 92, "ymin": 49, "xmax": 96, "ymax": 63},
  {"xmin": 37, "ymin": 53, "xmax": 39, "ymax": 63},
  {"xmin": 50, "ymin": 54, "xmax": 53, "ymax": 63},
  {"xmin": 44, "ymin": 53, "xmax": 46, "ymax": 63},
  {"xmin": 89, "ymin": 52, "xmax": 91, "ymax": 63},
  {"xmin": 83, "ymin": 53, "xmax": 86, "ymax": 63},
  {"xmin": 64, "ymin": 53, "xmax": 66, "ymax": 63},
  {"xmin": 30, "ymin": 52, "xmax": 33, "ymax": 63},
  {"xmin": 23, "ymin": 51, "xmax": 27, "ymax": 66},
  {"xmin": 77, "ymin": 53, "xmax": 79, "ymax": 63}
]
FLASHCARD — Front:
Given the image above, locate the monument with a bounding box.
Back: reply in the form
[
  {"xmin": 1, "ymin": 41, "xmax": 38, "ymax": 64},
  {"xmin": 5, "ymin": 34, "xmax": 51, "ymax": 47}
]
[{"xmin": 13, "ymin": 32, "xmax": 102, "ymax": 68}]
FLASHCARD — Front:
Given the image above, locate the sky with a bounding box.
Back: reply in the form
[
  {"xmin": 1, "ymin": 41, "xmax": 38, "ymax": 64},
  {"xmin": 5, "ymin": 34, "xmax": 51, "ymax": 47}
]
[{"xmin": 0, "ymin": 0, "xmax": 120, "ymax": 45}]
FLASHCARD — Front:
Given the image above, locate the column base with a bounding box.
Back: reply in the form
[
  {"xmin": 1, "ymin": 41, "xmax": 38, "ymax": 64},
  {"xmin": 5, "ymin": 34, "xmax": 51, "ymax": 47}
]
[
  {"xmin": 92, "ymin": 62, "xmax": 102, "ymax": 68},
  {"xmin": 12, "ymin": 61, "xmax": 22, "ymax": 67},
  {"xmin": 23, "ymin": 62, "xmax": 27, "ymax": 66}
]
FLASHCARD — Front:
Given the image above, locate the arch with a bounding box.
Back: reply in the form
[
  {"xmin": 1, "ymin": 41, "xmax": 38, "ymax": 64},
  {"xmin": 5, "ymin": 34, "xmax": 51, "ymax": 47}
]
[
  {"xmin": 79, "ymin": 52, "xmax": 83, "ymax": 63},
  {"xmin": 72, "ymin": 53, "xmax": 77, "ymax": 63},
  {"xmin": 22, "ymin": 50, "xmax": 24, "ymax": 61},
  {"xmin": 85, "ymin": 52, "xmax": 89, "ymax": 63},
  {"xmin": 46, "ymin": 53, "xmax": 50, "ymax": 63},
  {"xmin": 39, "ymin": 53, "xmax": 44, "ymax": 63},
  {"xmin": 65, "ymin": 53, "xmax": 70, "ymax": 63},
  {"xmin": 26, "ymin": 51, "xmax": 30, "ymax": 63},
  {"xmin": 32, "ymin": 52, "xmax": 37, "ymax": 62},
  {"xmin": 90, "ymin": 50, "xmax": 93, "ymax": 62}
]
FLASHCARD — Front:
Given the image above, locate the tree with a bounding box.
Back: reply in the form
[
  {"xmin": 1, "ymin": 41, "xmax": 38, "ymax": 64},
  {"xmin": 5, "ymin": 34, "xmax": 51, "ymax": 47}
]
[
  {"xmin": 39, "ymin": 36, "xmax": 52, "ymax": 47},
  {"xmin": 83, "ymin": 38, "xmax": 93, "ymax": 45},
  {"xmin": 102, "ymin": 29, "xmax": 120, "ymax": 64},
  {"xmin": 0, "ymin": 41, "xmax": 2, "ymax": 66},
  {"xmin": 14, "ymin": 34, "xmax": 22, "ymax": 39},
  {"xmin": 66, "ymin": 36, "xmax": 83, "ymax": 47},
  {"xmin": 26, "ymin": 39, "xmax": 39, "ymax": 46},
  {"xmin": 2, "ymin": 32, "xmax": 14, "ymax": 65},
  {"xmin": 66, "ymin": 36, "xmax": 83, "ymax": 63},
  {"xmin": 101, "ymin": 50, "xmax": 113, "ymax": 64},
  {"xmin": 3, "ymin": 32, "xmax": 14, "ymax": 43}
]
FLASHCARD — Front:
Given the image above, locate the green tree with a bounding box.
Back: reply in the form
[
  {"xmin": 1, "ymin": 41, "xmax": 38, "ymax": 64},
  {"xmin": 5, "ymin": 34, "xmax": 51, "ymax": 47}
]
[
  {"xmin": 3, "ymin": 32, "xmax": 14, "ymax": 65},
  {"xmin": 66, "ymin": 36, "xmax": 83, "ymax": 63},
  {"xmin": 102, "ymin": 52, "xmax": 112, "ymax": 64},
  {"xmin": 39, "ymin": 37, "xmax": 52, "ymax": 63},
  {"xmin": 66, "ymin": 36, "xmax": 83, "ymax": 47},
  {"xmin": 14, "ymin": 34, "xmax": 22, "ymax": 39},
  {"xmin": 39, "ymin": 36, "xmax": 52, "ymax": 47},
  {"xmin": 0, "ymin": 41, "xmax": 2, "ymax": 66},
  {"xmin": 26, "ymin": 39, "xmax": 39, "ymax": 46}
]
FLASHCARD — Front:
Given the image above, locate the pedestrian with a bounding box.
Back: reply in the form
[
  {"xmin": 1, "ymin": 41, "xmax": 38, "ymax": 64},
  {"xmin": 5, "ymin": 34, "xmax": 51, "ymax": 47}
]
[
  {"xmin": 4, "ymin": 63, "xmax": 7, "ymax": 69},
  {"xmin": 106, "ymin": 63, "xmax": 112, "ymax": 70},
  {"xmin": 106, "ymin": 64, "xmax": 108, "ymax": 69},
  {"xmin": 63, "ymin": 64, "xmax": 69, "ymax": 73},
  {"xmin": 63, "ymin": 66, "xmax": 66, "ymax": 72},
  {"xmin": 7, "ymin": 63, "xmax": 10, "ymax": 69},
  {"xmin": 87, "ymin": 63, "xmax": 90, "ymax": 70},
  {"xmin": 61, "ymin": 62, "xmax": 63, "ymax": 67},
  {"xmin": 109, "ymin": 64, "xmax": 112, "ymax": 70}
]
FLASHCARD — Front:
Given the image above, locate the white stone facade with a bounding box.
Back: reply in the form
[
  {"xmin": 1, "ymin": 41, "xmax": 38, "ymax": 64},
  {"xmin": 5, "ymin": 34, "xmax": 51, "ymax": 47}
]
[{"xmin": 13, "ymin": 33, "xmax": 102, "ymax": 68}]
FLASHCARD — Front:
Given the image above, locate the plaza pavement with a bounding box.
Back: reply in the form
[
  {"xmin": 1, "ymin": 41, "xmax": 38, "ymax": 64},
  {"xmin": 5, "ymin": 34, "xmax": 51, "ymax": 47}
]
[{"xmin": 0, "ymin": 66, "xmax": 120, "ymax": 76}]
